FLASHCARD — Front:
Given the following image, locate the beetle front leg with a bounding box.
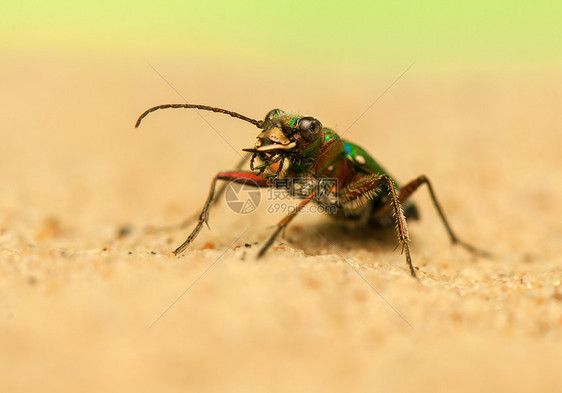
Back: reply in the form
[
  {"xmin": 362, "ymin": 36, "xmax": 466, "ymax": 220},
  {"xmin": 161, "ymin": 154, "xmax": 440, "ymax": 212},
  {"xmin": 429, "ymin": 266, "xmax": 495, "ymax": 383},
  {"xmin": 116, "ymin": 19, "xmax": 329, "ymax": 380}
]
[
  {"xmin": 147, "ymin": 153, "xmax": 252, "ymax": 234},
  {"xmin": 173, "ymin": 171, "xmax": 271, "ymax": 255},
  {"xmin": 257, "ymin": 191, "xmax": 316, "ymax": 258}
]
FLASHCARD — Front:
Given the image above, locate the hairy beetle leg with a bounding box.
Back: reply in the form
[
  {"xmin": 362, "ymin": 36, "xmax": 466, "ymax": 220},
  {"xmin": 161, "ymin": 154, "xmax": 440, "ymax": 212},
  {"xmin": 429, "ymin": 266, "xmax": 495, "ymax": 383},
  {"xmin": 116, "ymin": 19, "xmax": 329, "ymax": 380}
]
[
  {"xmin": 375, "ymin": 175, "xmax": 490, "ymax": 259},
  {"xmin": 339, "ymin": 174, "xmax": 416, "ymax": 277}
]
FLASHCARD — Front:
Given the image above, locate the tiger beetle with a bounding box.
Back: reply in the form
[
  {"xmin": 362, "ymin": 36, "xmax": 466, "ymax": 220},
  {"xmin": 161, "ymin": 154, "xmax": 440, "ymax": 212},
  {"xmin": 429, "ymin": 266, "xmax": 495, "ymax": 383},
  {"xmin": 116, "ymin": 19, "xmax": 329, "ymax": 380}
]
[{"xmin": 135, "ymin": 104, "xmax": 488, "ymax": 278}]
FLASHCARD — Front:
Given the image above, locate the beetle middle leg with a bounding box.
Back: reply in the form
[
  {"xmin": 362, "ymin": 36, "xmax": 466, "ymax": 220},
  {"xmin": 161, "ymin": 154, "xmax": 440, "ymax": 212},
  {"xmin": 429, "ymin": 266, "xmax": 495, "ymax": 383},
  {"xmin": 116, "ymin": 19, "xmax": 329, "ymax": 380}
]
[
  {"xmin": 173, "ymin": 171, "xmax": 270, "ymax": 255},
  {"xmin": 257, "ymin": 191, "xmax": 316, "ymax": 258},
  {"xmin": 340, "ymin": 174, "xmax": 417, "ymax": 277}
]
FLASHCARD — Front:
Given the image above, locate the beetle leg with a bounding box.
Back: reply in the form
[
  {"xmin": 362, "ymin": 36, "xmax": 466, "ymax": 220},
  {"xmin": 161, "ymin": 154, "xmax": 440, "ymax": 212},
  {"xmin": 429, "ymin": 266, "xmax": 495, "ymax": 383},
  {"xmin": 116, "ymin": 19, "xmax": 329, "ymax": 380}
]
[
  {"xmin": 340, "ymin": 174, "xmax": 417, "ymax": 277},
  {"xmin": 375, "ymin": 175, "xmax": 489, "ymax": 258},
  {"xmin": 146, "ymin": 153, "xmax": 251, "ymax": 234},
  {"xmin": 173, "ymin": 171, "xmax": 271, "ymax": 255},
  {"xmin": 380, "ymin": 176, "xmax": 416, "ymax": 277},
  {"xmin": 402, "ymin": 176, "xmax": 490, "ymax": 257},
  {"xmin": 257, "ymin": 191, "xmax": 316, "ymax": 258}
]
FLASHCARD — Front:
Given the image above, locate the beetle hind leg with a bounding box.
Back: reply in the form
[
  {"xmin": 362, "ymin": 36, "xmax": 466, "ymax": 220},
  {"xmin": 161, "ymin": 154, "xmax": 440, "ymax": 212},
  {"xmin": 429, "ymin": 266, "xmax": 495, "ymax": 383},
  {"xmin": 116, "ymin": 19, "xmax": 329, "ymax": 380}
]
[{"xmin": 374, "ymin": 175, "xmax": 490, "ymax": 258}]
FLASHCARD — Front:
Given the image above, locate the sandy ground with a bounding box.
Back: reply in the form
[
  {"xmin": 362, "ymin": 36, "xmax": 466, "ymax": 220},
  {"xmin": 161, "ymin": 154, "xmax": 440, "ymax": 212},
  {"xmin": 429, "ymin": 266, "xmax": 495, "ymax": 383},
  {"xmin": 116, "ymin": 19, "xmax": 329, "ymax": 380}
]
[{"xmin": 1, "ymin": 55, "xmax": 561, "ymax": 392}]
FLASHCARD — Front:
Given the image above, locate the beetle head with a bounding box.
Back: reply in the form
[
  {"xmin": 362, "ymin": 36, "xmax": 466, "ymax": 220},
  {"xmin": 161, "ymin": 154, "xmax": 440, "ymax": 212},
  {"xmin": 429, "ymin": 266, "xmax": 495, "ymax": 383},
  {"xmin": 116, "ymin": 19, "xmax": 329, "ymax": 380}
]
[{"xmin": 243, "ymin": 109, "xmax": 325, "ymax": 176}]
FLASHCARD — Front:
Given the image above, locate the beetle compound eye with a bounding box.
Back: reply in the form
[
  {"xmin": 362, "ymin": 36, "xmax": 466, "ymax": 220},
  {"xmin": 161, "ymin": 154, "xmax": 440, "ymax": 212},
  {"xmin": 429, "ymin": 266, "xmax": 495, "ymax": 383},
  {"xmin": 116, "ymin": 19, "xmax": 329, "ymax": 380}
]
[{"xmin": 299, "ymin": 117, "xmax": 322, "ymax": 141}]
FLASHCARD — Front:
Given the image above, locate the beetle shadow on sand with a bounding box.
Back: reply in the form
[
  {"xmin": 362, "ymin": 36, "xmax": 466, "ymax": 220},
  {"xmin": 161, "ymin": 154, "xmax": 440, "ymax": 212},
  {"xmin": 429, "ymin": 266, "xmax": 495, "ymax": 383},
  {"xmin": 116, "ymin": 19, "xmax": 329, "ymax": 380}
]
[{"xmin": 283, "ymin": 219, "xmax": 404, "ymax": 257}]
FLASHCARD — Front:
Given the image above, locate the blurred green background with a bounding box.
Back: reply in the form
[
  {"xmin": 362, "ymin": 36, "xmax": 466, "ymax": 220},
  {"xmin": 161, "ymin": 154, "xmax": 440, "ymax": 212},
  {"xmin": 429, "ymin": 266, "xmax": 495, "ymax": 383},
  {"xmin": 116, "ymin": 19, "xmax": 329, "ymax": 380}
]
[{"xmin": 2, "ymin": 0, "xmax": 561, "ymax": 70}]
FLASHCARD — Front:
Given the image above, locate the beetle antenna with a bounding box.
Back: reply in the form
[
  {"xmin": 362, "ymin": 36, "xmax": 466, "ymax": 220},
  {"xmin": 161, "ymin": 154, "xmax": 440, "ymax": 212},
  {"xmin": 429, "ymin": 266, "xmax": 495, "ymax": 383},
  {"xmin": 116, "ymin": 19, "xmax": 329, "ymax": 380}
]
[{"xmin": 135, "ymin": 104, "xmax": 263, "ymax": 128}]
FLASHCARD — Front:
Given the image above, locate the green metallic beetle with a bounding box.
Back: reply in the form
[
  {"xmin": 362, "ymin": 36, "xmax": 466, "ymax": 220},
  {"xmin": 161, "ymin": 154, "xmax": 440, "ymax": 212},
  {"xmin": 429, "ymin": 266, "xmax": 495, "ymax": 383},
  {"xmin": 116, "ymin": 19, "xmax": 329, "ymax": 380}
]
[{"xmin": 136, "ymin": 104, "xmax": 487, "ymax": 277}]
